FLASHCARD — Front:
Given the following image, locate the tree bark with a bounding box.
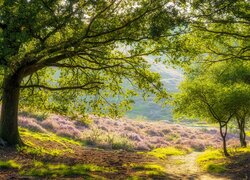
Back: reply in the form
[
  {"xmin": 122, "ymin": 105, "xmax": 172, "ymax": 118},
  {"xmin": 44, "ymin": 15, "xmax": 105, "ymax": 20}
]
[
  {"xmin": 237, "ymin": 117, "xmax": 247, "ymax": 147},
  {"xmin": 0, "ymin": 73, "xmax": 22, "ymax": 146},
  {"xmin": 222, "ymin": 135, "xmax": 230, "ymax": 157},
  {"xmin": 219, "ymin": 123, "xmax": 230, "ymax": 157}
]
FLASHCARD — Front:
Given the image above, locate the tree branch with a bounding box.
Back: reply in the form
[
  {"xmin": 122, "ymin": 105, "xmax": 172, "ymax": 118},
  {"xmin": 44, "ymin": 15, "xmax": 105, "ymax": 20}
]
[
  {"xmin": 20, "ymin": 82, "xmax": 103, "ymax": 91},
  {"xmin": 46, "ymin": 62, "xmax": 122, "ymax": 70}
]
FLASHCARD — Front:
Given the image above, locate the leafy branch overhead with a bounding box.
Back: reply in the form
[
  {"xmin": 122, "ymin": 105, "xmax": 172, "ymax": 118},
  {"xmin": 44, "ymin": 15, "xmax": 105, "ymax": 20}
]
[
  {"xmin": 0, "ymin": 0, "xmax": 187, "ymax": 145},
  {"xmin": 0, "ymin": 0, "xmax": 185, "ymax": 116}
]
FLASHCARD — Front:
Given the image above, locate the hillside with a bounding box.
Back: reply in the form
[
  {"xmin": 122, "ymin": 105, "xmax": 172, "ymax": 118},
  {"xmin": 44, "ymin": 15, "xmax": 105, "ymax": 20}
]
[
  {"xmin": 18, "ymin": 113, "xmax": 240, "ymax": 151},
  {"xmin": 126, "ymin": 62, "xmax": 183, "ymax": 120},
  {"xmin": 0, "ymin": 112, "xmax": 249, "ymax": 179}
]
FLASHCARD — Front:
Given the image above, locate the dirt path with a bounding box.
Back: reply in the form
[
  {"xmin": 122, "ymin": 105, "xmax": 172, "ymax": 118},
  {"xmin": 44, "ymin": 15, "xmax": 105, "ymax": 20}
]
[{"xmin": 161, "ymin": 152, "xmax": 230, "ymax": 180}]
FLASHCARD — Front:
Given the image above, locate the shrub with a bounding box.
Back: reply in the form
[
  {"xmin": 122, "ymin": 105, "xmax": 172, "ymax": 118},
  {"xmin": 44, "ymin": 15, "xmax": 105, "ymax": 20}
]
[{"xmin": 19, "ymin": 117, "xmax": 47, "ymax": 133}]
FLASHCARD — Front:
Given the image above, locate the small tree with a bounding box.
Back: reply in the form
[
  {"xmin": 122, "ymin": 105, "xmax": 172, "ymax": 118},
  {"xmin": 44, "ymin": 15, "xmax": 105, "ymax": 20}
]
[
  {"xmin": 174, "ymin": 61, "xmax": 250, "ymax": 155},
  {"xmin": 174, "ymin": 77, "xmax": 234, "ymax": 156},
  {"xmin": 215, "ymin": 62, "xmax": 250, "ymax": 147}
]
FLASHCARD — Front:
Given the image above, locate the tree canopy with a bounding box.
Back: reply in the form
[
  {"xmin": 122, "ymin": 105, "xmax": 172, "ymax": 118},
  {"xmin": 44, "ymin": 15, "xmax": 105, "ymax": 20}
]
[
  {"xmin": 0, "ymin": 0, "xmax": 188, "ymax": 145},
  {"xmin": 169, "ymin": 0, "xmax": 250, "ymax": 65}
]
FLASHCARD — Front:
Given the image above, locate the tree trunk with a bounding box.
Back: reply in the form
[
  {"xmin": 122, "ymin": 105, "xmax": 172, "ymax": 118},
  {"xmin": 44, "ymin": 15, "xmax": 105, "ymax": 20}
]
[
  {"xmin": 219, "ymin": 123, "xmax": 230, "ymax": 157},
  {"xmin": 222, "ymin": 135, "xmax": 230, "ymax": 157},
  {"xmin": 239, "ymin": 130, "xmax": 247, "ymax": 147},
  {"xmin": 0, "ymin": 74, "xmax": 22, "ymax": 146},
  {"xmin": 237, "ymin": 118, "xmax": 247, "ymax": 147}
]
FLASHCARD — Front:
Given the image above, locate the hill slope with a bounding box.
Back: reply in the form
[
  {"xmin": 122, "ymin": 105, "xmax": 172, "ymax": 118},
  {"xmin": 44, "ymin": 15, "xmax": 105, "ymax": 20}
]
[{"xmin": 126, "ymin": 63, "xmax": 183, "ymax": 120}]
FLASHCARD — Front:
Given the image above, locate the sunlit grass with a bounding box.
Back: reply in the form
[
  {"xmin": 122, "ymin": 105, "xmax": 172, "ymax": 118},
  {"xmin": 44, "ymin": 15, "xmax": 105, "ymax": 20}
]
[
  {"xmin": 245, "ymin": 131, "xmax": 250, "ymax": 137},
  {"xmin": 20, "ymin": 161, "xmax": 117, "ymax": 178},
  {"xmin": 147, "ymin": 147, "xmax": 187, "ymax": 159},
  {"xmin": 0, "ymin": 160, "xmax": 21, "ymax": 170},
  {"xmin": 197, "ymin": 147, "xmax": 250, "ymax": 173},
  {"xmin": 18, "ymin": 128, "xmax": 83, "ymax": 156},
  {"xmin": 197, "ymin": 148, "xmax": 228, "ymax": 173},
  {"xmin": 125, "ymin": 163, "xmax": 166, "ymax": 178},
  {"xmin": 20, "ymin": 127, "xmax": 81, "ymax": 146}
]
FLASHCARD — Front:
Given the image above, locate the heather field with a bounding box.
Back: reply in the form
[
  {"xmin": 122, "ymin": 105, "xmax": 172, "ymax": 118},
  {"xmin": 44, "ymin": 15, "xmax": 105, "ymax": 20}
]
[
  {"xmin": 18, "ymin": 113, "xmax": 242, "ymax": 152},
  {"xmin": 0, "ymin": 112, "xmax": 249, "ymax": 179}
]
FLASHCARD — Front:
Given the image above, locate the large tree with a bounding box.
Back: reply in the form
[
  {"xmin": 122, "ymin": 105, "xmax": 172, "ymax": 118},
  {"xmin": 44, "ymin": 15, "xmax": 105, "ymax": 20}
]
[{"xmin": 0, "ymin": 0, "xmax": 186, "ymax": 146}]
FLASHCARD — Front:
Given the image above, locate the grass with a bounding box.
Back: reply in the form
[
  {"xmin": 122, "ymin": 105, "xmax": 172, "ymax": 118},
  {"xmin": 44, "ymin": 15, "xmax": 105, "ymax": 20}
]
[
  {"xmin": 0, "ymin": 160, "xmax": 21, "ymax": 170},
  {"xmin": 20, "ymin": 127, "xmax": 81, "ymax": 146},
  {"xmin": 125, "ymin": 163, "xmax": 166, "ymax": 178},
  {"xmin": 17, "ymin": 143, "xmax": 73, "ymax": 157},
  {"xmin": 197, "ymin": 147, "xmax": 250, "ymax": 173},
  {"xmin": 20, "ymin": 161, "xmax": 116, "ymax": 177},
  {"xmin": 127, "ymin": 163, "xmax": 165, "ymax": 171},
  {"xmin": 18, "ymin": 127, "xmax": 84, "ymax": 156},
  {"xmin": 147, "ymin": 147, "xmax": 187, "ymax": 159},
  {"xmin": 197, "ymin": 148, "xmax": 227, "ymax": 173}
]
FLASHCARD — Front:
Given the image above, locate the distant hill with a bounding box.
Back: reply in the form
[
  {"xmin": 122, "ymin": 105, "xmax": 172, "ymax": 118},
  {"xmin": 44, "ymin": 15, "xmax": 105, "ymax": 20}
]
[{"xmin": 126, "ymin": 61, "xmax": 183, "ymax": 121}]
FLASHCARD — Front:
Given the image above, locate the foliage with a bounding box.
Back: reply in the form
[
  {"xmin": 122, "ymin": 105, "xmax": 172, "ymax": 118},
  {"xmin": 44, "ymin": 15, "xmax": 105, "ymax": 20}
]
[
  {"xmin": 173, "ymin": 61, "xmax": 250, "ymax": 155},
  {"xmin": 0, "ymin": 160, "xmax": 21, "ymax": 170},
  {"xmin": 0, "ymin": 0, "xmax": 181, "ymax": 117},
  {"xmin": 147, "ymin": 147, "xmax": 186, "ymax": 159},
  {"xmin": 170, "ymin": 0, "xmax": 250, "ymax": 65}
]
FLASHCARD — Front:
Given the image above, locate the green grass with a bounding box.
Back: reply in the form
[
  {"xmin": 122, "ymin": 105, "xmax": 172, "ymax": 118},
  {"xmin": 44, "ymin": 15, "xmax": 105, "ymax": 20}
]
[
  {"xmin": 18, "ymin": 128, "xmax": 84, "ymax": 156},
  {"xmin": 127, "ymin": 163, "xmax": 165, "ymax": 171},
  {"xmin": 245, "ymin": 131, "xmax": 250, "ymax": 137},
  {"xmin": 17, "ymin": 143, "xmax": 72, "ymax": 156},
  {"xmin": 125, "ymin": 163, "xmax": 166, "ymax": 178},
  {"xmin": 20, "ymin": 161, "xmax": 116, "ymax": 177},
  {"xmin": 196, "ymin": 147, "xmax": 250, "ymax": 173},
  {"xmin": 20, "ymin": 127, "xmax": 81, "ymax": 146},
  {"xmin": 0, "ymin": 160, "xmax": 21, "ymax": 169},
  {"xmin": 197, "ymin": 148, "xmax": 227, "ymax": 173},
  {"xmin": 147, "ymin": 147, "xmax": 186, "ymax": 159}
]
